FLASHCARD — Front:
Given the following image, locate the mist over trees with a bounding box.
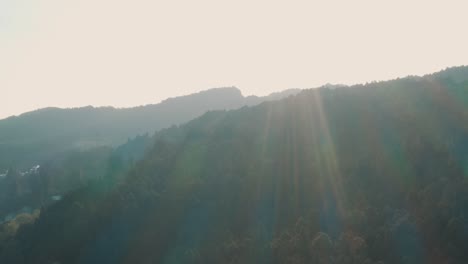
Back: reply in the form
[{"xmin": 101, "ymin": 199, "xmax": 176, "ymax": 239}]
[{"xmin": 0, "ymin": 87, "xmax": 300, "ymax": 171}]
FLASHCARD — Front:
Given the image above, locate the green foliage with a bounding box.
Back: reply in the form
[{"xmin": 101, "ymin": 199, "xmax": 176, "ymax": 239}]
[
  {"xmin": 0, "ymin": 210, "xmax": 40, "ymax": 247},
  {"xmin": 0, "ymin": 67, "xmax": 468, "ymax": 263}
]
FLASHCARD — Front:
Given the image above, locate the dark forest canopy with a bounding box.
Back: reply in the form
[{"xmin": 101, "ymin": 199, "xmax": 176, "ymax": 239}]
[
  {"xmin": 0, "ymin": 87, "xmax": 300, "ymax": 171},
  {"xmin": 0, "ymin": 134, "xmax": 152, "ymax": 221},
  {"xmin": 0, "ymin": 66, "xmax": 468, "ymax": 264}
]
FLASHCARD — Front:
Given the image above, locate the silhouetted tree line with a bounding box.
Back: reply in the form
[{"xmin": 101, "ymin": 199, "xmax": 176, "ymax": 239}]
[{"xmin": 0, "ymin": 67, "xmax": 467, "ymax": 263}]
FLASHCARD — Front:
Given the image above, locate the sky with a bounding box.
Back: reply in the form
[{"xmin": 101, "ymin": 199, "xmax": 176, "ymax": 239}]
[{"xmin": 1, "ymin": 0, "xmax": 468, "ymax": 119}]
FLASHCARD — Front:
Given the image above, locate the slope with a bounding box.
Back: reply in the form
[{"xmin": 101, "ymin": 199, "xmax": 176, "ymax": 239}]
[
  {"xmin": 0, "ymin": 87, "xmax": 300, "ymax": 171},
  {"xmin": 1, "ymin": 67, "xmax": 468, "ymax": 264}
]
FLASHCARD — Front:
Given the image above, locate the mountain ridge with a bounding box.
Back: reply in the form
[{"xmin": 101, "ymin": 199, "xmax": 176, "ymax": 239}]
[
  {"xmin": 1, "ymin": 65, "xmax": 466, "ymax": 263},
  {"xmin": 0, "ymin": 66, "xmax": 467, "ymax": 263},
  {"xmin": 0, "ymin": 87, "xmax": 301, "ymax": 170}
]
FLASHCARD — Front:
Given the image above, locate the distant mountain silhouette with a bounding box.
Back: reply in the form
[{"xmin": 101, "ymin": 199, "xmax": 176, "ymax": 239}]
[
  {"xmin": 1, "ymin": 66, "xmax": 467, "ymax": 264},
  {"xmin": 0, "ymin": 87, "xmax": 300, "ymax": 170}
]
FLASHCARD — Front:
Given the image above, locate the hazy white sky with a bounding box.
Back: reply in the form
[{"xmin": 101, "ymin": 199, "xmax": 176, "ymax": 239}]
[{"xmin": 1, "ymin": 0, "xmax": 468, "ymax": 119}]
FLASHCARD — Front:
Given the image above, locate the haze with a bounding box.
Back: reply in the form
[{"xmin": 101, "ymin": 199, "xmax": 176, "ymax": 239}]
[{"xmin": 2, "ymin": 0, "xmax": 468, "ymax": 119}]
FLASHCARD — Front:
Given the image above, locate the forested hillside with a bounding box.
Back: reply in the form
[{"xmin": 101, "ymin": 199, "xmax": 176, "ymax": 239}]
[
  {"xmin": 0, "ymin": 87, "xmax": 299, "ymax": 224},
  {"xmin": 0, "ymin": 134, "xmax": 152, "ymax": 221},
  {"xmin": 0, "ymin": 87, "xmax": 300, "ymax": 171},
  {"xmin": 1, "ymin": 67, "xmax": 467, "ymax": 264}
]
